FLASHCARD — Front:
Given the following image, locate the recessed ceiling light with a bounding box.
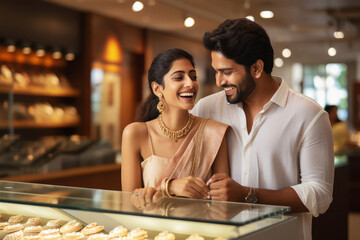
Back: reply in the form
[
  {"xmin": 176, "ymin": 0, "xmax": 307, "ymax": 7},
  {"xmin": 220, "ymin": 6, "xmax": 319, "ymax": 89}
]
[
  {"xmin": 282, "ymin": 48, "xmax": 291, "ymax": 58},
  {"xmin": 246, "ymin": 16, "xmax": 255, "ymax": 21},
  {"xmin": 333, "ymin": 31, "xmax": 344, "ymax": 39},
  {"xmin": 184, "ymin": 17, "xmax": 195, "ymax": 27},
  {"xmin": 328, "ymin": 47, "xmax": 336, "ymax": 56},
  {"xmin": 132, "ymin": 1, "xmax": 144, "ymax": 12},
  {"xmin": 260, "ymin": 10, "xmax": 274, "ymax": 19},
  {"xmin": 274, "ymin": 58, "xmax": 284, "ymax": 67}
]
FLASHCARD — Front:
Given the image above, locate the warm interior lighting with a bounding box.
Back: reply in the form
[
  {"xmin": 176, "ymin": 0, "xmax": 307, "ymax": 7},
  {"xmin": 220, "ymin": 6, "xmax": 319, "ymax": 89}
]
[
  {"xmin": 65, "ymin": 53, "xmax": 75, "ymax": 61},
  {"xmin": 260, "ymin": 10, "xmax": 274, "ymax": 19},
  {"xmin": 246, "ymin": 16, "xmax": 255, "ymax": 21},
  {"xmin": 52, "ymin": 51, "xmax": 62, "ymax": 59},
  {"xmin": 103, "ymin": 35, "xmax": 122, "ymax": 63},
  {"xmin": 7, "ymin": 45, "xmax": 16, "ymax": 53},
  {"xmin": 36, "ymin": 49, "xmax": 45, "ymax": 57},
  {"xmin": 22, "ymin": 47, "xmax": 31, "ymax": 55},
  {"xmin": 184, "ymin": 17, "xmax": 195, "ymax": 27},
  {"xmin": 333, "ymin": 31, "xmax": 344, "ymax": 39},
  {"xmin": 282, "ymin": 48, "xmax": 291, "ymax": 58},
  {"xmin": 328, "ymin": 47, "xmax": 336, "ymax": 56},
  {"xmin": 274, "ymin": 58, "xmax": 284, "ymax": 67},
  {"xmin": 132, "ymin": 1, "xmax": 144, "ymax": 12}
]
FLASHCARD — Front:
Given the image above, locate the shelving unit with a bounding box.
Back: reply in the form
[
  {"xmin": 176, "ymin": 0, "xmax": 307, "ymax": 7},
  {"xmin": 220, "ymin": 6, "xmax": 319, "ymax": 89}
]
[
  {"xmin": 0, "ymin": 85, "xmax": 80, "ymax": 97},
  {"xmin": 0, "ymin": 47, "xmax": 83, "ymax": 138}
]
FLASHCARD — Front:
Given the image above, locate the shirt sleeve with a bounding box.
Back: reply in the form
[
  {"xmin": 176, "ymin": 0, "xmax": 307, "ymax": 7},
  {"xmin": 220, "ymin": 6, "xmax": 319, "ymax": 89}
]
[{"xmin": 291, "ymin": 111, "xmax": 335, "ymax": 217}]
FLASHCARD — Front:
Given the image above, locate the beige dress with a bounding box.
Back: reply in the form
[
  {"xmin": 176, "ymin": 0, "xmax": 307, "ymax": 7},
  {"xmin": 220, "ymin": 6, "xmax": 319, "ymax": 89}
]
[{"xmin": 141, "ymin": 118, "xmax": 229, "ymax": 189}]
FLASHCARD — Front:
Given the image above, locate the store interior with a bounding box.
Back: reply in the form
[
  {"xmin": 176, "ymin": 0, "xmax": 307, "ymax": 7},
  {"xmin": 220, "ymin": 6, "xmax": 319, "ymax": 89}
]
[{"xmin": 0, "ymin": 0, "xmax": 360, "ymax": 239}]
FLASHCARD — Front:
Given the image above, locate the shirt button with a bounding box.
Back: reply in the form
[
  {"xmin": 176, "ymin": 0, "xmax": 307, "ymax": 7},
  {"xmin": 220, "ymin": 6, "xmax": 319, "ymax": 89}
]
[{"xmin": 244, "ymin": 171, "xmax": 248, "ymax": 175}]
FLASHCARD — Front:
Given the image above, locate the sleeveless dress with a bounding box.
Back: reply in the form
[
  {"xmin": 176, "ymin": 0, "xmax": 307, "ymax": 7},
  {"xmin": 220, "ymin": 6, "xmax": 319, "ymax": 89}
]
[{"xmin": 141, "ymin": 118, "xmax": 229, "ymax": 189}]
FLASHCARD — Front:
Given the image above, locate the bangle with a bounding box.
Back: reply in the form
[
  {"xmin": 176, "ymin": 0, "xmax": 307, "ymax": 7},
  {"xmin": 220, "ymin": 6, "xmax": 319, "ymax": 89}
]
[{"xmin": 161, "ymin": 177, "xmax": 175, "ymax": 198}]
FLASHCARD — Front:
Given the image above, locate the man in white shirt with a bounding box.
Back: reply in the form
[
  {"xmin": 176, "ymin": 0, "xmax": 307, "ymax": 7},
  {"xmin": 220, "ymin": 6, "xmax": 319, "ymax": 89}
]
[{"xmin": 191, "ymin": 18, "xmax": 334, "ymax": 240}]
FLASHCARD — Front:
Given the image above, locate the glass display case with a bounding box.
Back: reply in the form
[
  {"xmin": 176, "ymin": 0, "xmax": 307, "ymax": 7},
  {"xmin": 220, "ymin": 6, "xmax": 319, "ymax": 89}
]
[{"xmin": 0, "ymin": 180, "xmax": 297, "ymax": 239}]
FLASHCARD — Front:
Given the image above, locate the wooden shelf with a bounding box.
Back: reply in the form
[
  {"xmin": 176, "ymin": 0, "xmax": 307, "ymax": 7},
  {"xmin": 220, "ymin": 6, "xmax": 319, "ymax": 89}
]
[
  {"xmin": 1, "ymin": 164, "xmax": 122, "ymax": 191},
  {"xmin": 0, "ymin": 86, "xmax": 80, "ymax": 97},
  {"xmin": 0, "ymin": 119, "xmax": 80, "ymax": 129}
]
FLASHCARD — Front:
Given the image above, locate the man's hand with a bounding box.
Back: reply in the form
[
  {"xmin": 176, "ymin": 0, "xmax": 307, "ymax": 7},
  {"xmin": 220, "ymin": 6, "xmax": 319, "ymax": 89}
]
[{"xmin": 207, "ymin": 173, "xmax": 246, "ymax": 202}]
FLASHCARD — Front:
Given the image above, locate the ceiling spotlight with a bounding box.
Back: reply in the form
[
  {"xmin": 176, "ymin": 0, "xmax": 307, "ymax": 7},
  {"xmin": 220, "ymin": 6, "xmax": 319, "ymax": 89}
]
[
  {"xmin": 328, "ymin": 47, "xmax": 336, "ymax": 56},
  {"xmin": 246, "ymin": 16, "xmax": 255, "ymax": 21},
  {"xmin": 7, "ymin": 44, "xmax": 16, "ymax": 53},
  {"xmin": 36, "ymin": 48, "xmax": 45, "ymax": 57},
  {"xmin": 260, "ymin": 10, "xmax": 274, "ymax": 19},
  {"xmin": 65, "ymin": 52, "xmax": 75, "ymax": 61},
  {"xmin": 23, "ymin": 47, "xmax": 31, "ymax": 55},
  {"xmin": 184, "ymin": 17, "xmax": 195, "ymax": 28},
  {"xmin": 333, "ymin": 31, "xmax": 344, "ymax": 39},
  {"xmin": 282, "ymin": 48, "xmax": 291, "ymax": 58},
  {"xmin": 274, "ymin": 58, "xmax": 284, "ymax": 67},
  {"xmin": 132, "ymin": 1, "xmax": 144, "ymax": 12},
  {"xmin": 52, "ymin": 50, "xmax": 62, "ymax": 59}
]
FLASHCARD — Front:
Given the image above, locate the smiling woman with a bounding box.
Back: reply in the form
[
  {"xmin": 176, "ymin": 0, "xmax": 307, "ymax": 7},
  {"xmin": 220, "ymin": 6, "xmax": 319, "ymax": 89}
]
[{"xmin": 120, "ymin": 48, "xmax": 230, "ymax": 206}]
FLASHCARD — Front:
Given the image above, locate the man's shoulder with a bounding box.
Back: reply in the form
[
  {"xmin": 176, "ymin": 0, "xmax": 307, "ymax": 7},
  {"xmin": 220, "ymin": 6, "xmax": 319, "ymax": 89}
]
[
  {"xmin": 287, "ymin": 88, "xmax": 325, "ymax": 114},
  {"xmin": 192, "ymin": 91, "xmax": 226, "ymax": 117},
  {"xmin": 196, "ymin": 91, "xmax": 225, "ymax": 106}
]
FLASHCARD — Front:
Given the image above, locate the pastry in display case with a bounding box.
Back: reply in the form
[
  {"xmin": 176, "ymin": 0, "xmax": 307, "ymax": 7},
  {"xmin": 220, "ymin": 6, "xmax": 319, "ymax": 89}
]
[{"xmin": 0, "ymin": 180, "xmax": 298, "ymax": 240}]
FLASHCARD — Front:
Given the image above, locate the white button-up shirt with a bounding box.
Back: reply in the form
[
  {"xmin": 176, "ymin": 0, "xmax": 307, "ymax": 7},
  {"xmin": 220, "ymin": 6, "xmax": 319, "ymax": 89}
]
[{"xmin": 191, "ymin": 77, "xmax": 334, "ymax": 240}]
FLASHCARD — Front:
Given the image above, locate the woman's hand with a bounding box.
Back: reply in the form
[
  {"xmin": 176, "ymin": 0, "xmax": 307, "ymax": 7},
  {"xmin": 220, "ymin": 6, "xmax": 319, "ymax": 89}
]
[
  {"xmin": 131, "ymin": 187, "xmax": 161, "ymax": 209},
  {"xmin": 168, "ymin": 176, "xmax": 209, "ymax": 199}
]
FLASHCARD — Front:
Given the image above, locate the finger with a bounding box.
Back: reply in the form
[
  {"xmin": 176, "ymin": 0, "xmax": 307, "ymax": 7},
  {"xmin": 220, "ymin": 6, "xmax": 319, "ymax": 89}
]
[
  {"xmin": 192, "ymin": 178, "xmax": 209, "ymax": 197},
  {"xmin": 208, "ymin": 179, "xmax": 227, "ymax": 190},
  {"xmin": 206, "ymin": 173, "xmax": 228, "ymax": 186},
  {"xmin": 152, "ymin": 190, "xmax": 162, "ymax": 202},
  {"xmin": 208, "ymin": 189, "xmax": 224, "ymax": 200},
  {"xmin": 137, "ymin": 190, "xmax": 146, "ymax": 207},
  {"xmin": 144, "ymin": 188, "xmax": 155, "ymax": 206}
]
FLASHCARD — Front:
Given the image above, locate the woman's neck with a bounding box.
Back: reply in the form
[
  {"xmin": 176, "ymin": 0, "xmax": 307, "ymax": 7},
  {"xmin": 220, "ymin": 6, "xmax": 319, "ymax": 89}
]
[{"xmin": 160, "ymin": 110, "xmax": 190, "ymax": 131}]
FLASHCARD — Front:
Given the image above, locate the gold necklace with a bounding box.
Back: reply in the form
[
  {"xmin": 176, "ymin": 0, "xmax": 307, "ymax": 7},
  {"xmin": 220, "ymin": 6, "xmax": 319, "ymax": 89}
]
[{"xmin": 158, "ymin": 113, "xmax": 194, "ymax": 142}]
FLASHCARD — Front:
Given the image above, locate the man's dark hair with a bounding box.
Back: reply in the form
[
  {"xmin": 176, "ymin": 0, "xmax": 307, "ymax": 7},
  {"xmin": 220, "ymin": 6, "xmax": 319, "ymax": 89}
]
[{"xmin": 203, "ymin": 18, "xmax": 274, "ymax": 73}]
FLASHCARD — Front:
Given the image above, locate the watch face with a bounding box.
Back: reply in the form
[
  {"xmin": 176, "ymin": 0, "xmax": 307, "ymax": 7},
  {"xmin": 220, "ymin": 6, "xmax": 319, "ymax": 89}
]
[
  {"xmin": 245, "ymin": 189, "xmax": 258, "ymax": 203},
  {"xmin": 246, "ymin": 194, "xmax": 257, "ymax": 203}
]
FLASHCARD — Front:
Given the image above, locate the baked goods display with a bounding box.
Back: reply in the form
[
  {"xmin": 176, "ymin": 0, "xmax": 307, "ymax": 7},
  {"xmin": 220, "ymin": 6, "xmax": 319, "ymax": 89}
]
[
  {"xmin": 81, "ymin": 222, "xmax": 104, "ymax": 235},
  {"xmin": 60, "ymin": 220, "xmax": 82, "ymax": 234},
  {"xmin": 46, "ymin": 220, "xmax": 63, "ymax": 229},
  {"xmin": 127, "ymin": 228, "xmax": 148, "ymax": 240},
  {"xmin": 8, "ymin": 215, "xmax": 23, "ymax": 224},
  {"xmin": 155, "ymin": 231, "xmax": 176, "ymax": 240},
  {"xmin": 186, "ymin": 234, "xmax": 205, "ymax": 240},
  {"xmin": 4, "ymin": 224, "xmax": 24, "ymax": 233},
  {"xmin": 109, "ymin": 225, "xmax": 128, "ymax": 238},
  {"xmin": 25, "ymin": 217, "xmax": 41, "ymax": 226},
  {"xmin": 0, "ymin": 64, "xmax": 73, "ymax": 90},
  {"xmin": 0, "ymin": 214, "xmax": 224, "ymax": 240}
]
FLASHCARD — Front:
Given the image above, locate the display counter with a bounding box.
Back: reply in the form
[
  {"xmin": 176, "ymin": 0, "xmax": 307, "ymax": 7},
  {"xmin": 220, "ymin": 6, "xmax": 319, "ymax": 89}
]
[{"xmin": 0, "ymin": 180, "xmax": 297, "ymax": 239}]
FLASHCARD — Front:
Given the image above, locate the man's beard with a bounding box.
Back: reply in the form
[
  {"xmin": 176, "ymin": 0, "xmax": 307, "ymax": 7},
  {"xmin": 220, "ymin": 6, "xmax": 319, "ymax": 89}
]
[{"xmin": 225, "ymin": 72, "xmax": 256, "ymax": 104}]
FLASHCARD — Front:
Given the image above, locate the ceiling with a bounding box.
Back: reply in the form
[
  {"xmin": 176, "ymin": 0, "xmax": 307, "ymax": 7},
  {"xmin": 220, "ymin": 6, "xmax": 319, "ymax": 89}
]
[{"xmin": 45, "ymin": 0, "xmax": 360, "ymax": 64}]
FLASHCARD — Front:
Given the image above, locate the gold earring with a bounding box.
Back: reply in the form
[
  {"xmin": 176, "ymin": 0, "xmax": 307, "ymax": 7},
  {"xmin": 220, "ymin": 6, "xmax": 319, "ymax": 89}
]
[{"xmin": 157, "ymin": 93, "xmax": 165, "ymax": 113}]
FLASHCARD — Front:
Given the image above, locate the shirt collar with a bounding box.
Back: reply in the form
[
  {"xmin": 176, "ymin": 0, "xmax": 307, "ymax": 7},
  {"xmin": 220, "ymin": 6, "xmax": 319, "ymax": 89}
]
[
  {"xmin": 225, "ymin": 76, "xmax": 289, "ymax": 109},
  {"xmin": 270, "ymin": 76, "xmax": 288, "ymax": 108}
]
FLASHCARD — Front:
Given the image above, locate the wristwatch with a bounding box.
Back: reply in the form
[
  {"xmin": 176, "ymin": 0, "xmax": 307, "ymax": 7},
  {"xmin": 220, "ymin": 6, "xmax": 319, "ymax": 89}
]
[{"xmin": 245, "ymin": 188, "xmax": 258, "ymax": 203}]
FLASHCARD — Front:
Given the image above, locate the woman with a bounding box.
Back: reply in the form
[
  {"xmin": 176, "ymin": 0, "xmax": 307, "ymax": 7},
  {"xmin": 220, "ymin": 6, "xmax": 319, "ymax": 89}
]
[{"xmin": 121, "ymin": 48, "xmax": 229, "ymax": 203}]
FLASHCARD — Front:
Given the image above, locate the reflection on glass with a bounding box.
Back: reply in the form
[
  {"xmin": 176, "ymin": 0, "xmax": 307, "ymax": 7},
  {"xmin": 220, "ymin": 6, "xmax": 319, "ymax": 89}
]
[{"xmin": 0, "ymin": 181, "xmax": 290, "ymax": 226}]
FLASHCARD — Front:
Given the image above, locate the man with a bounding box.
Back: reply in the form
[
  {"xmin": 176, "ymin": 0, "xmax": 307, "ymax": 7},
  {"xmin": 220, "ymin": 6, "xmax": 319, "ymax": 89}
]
[{"xmin": 191, "ymin": 18, "xmax": 334, "ymax": 240}]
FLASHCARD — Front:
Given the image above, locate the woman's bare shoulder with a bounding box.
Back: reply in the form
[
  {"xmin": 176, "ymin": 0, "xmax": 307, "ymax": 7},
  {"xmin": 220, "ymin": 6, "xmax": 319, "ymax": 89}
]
[{"xmin": 122, "ymin": 122, "xmax": 148, "ymax": 140}]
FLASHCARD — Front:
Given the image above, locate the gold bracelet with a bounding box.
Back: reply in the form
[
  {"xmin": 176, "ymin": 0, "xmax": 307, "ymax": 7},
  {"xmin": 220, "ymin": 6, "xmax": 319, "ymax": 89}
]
[
  {"xmin": 161, "ymin": 178, "xmax": 167, "ymax": 197},
  {"xmin": 161, "ymin": 177, "xmax": 175, "ymax": 198},
  {"xmin": 165, "ymin": 177, "xmax": 175, "ymax": 198}
]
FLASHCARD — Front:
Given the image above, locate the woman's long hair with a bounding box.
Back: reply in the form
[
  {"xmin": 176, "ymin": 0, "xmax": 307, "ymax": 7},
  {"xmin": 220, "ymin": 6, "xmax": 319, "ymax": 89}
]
[{"xmin": 136, "ymin": 48, "xmax": 195, "ymax": 122}]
